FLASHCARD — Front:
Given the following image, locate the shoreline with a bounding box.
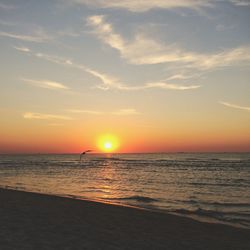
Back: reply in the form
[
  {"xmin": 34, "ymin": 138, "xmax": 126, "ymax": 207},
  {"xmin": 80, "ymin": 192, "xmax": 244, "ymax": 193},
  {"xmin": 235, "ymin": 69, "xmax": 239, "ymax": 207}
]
[
  {"xmin": 0, "ymin": 188, "xmax": 249, "ymax": 249},
  {"xmin": 1, "ymin": 185, "xmax": 248, "ymax": 230},
  {"xmin": 0, "ymin": 185, "xmax": 149, "ymax": 210}
]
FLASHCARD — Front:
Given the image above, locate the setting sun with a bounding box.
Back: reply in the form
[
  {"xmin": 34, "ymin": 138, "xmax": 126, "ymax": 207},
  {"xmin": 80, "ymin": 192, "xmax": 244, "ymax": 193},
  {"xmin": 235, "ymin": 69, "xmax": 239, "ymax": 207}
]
[
  {"xmin": 98, "ymin": 134, "xmax": 119, "ymax": 152},
  {"xmin": 104, "ymin": 142, "xmax": 112, "ymax": 150}
]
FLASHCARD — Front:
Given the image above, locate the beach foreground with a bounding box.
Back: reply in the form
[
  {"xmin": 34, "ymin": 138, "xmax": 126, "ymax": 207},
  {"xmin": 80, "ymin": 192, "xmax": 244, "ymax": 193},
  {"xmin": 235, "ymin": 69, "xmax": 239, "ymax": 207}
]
[{"xmin": 0, "ymin": 188, "xmax": 249, "ymax": 250}]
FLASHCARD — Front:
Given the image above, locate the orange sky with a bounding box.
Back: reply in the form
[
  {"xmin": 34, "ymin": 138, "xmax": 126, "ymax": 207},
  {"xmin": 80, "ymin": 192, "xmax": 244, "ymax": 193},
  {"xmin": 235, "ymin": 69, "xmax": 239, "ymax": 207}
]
[
  {"xmin": 1, "ymin": 117, "xmax": 249, "ymax": 153},
  {"xmin": 0, "ymin": 1, "xmax": 250, "ymax": 153}
]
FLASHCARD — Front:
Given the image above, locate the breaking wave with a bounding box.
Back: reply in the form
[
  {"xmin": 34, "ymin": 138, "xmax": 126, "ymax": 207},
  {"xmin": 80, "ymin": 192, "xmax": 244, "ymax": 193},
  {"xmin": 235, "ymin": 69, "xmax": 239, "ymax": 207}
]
[{"xmin": 106, "ymin": 196, "xmax": 159, "ymax": 203}]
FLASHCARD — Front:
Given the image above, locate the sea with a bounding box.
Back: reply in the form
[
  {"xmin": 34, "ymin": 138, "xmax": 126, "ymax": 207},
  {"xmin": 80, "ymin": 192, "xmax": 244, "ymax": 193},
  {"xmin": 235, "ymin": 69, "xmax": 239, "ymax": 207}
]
[{"xmin": 0, "ymin": 153, "xmax": 249, "ymax": 229}]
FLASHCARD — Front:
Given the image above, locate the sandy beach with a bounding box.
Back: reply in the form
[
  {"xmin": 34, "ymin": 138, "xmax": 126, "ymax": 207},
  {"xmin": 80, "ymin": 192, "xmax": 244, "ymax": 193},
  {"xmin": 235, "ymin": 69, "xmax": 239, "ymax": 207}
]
[{"xmin": 0, "ymin": 188, "xmax": 249, "ymax": 250}]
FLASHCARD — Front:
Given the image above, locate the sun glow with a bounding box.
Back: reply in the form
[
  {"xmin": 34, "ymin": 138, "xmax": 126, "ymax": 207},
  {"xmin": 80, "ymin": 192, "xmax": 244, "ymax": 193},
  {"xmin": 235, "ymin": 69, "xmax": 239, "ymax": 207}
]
[{"xmin": 98, "ymin": 134, "xmax": 119, "ymax": 152}]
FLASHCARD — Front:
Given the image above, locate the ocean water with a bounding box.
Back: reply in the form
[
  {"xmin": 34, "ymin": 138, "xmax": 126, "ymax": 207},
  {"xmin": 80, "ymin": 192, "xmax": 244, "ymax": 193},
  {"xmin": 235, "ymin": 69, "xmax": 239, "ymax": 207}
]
[{"xmin": 0, "ymin": 153, "xmax": 250, "ymax": 229}]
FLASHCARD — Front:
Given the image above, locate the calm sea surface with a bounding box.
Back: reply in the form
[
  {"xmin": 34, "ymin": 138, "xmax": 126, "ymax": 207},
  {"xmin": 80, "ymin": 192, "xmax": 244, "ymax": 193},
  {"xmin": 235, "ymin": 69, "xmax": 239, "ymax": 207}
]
[{"xmin": 0, "ymin": 153, "xmax": 249, "ymax": 228}]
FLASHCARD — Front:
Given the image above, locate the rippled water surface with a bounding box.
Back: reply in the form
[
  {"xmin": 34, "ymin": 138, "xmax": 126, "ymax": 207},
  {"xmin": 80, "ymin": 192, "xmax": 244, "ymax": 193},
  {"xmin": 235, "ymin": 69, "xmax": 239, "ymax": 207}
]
[{"xmin": 0, "ymin": 153, "xmax": 249, "ymax": 228}]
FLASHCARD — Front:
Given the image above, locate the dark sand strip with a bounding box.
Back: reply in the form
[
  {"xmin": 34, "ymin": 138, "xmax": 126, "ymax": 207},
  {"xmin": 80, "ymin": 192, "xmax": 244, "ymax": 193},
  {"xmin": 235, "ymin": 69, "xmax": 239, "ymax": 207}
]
[{"xmin": 0, "ymin": 188, "xmax": 249, "ymax": 250}]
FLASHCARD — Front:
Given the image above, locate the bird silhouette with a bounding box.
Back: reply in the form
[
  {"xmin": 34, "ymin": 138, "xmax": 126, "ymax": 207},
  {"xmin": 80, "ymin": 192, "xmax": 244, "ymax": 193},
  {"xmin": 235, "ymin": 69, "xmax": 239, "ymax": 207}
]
[{"xmin": 80, "ymin": 150, "xmax": 92, "ymax": 161}]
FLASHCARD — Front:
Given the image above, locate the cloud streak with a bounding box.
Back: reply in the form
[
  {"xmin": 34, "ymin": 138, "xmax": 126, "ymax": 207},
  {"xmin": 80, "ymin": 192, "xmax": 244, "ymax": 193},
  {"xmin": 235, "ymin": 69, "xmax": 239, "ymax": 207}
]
[
  {"xmin": 23, "ymin": 112, "xmax": 73, "ymax": 120},
  {"xmin": 66, "ymin": 109, "xmax": 104, "ymax": 115},
  {"xmin": 0, "ymin": 3, "xmax": 16, "ymax": 10},
  {"xmin": 220, "ymin": 101, "xmax": 250, "ymax": 112},
  {"xmin": 0, "ymin": 30, "xmax": 50, "ymax": 43},
  {"xmin": 145, "ymin": 82, "xmax": 200, "ymax": 90},
  {"xmin": 14, "ymin": 46, "xmax": 200, "ymax": 91},
  {"xmin": 86, "ymin": 67, "xmax": 201, "ymax": 91},
  {"xmin": 166, "ymin": 72, "xmax": 202, "ymax": 81},
  {"xmin": 111, "ymin": 108, "xmax": 140, "ymax": 115},
  {"xmin": 21, "ymin": 78, "xmax": 70, "ymax": 90},
  {"xmin": 230, "ymin": 0, "xmax": 250, "ymax": 6},
  {"xmin": 64, "ymin": 0, "xmax": 213, "ymax": 12},
  {"xmin": 87, "ymin": 15, "xmax": 250, "ymax": 69},
  {"xmin": 13, "ymin": 46, "xmax": 31, "ymax": 52},
  {"xmin": 14, "ymin": 46, "xmax": 124, "ymax": 90},
  {"xmin": 67, "ymin": 108, "xmax": 140, "ymax": 115},
  {"xmin": 61, "ymin": 0, "xmax": 250, "ymax": 11}
]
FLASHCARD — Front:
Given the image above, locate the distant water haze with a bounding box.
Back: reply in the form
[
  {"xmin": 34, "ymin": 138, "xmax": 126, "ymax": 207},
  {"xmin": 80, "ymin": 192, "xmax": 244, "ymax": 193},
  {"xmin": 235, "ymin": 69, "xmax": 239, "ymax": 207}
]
[{"xmin": 0, "ymin": 153, "xmax": 249, "ymax": 229}]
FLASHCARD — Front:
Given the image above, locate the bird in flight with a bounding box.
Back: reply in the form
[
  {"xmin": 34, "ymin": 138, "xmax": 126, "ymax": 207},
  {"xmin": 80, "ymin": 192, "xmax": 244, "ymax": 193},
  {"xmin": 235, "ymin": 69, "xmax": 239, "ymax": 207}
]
[{"xmin": 80, "ymin": 150, "xmax": 93, "ymax": 161}]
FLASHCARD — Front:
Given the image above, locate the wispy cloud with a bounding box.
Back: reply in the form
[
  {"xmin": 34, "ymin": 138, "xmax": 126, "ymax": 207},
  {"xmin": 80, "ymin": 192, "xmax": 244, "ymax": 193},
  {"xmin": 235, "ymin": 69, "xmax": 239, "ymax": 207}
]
[
  {"xmin": 84, "ymin": 67, "xmax": 125, "ymax": 90},
  {"xmin": 23, "ymin": 112, "xmax": 73, "ymax": 120},
  {"xmin": 13, "ymin": 46, "xmax": 31, "ymax": 52},
  {"xmin": 14, "ymin": 46, "xmax": 122, "ymax": 90},
  {"xmin": 87, "ymin": 15, "xmax": 250, "ymax": 69},
  {"xmin": 21, "ymin": 78, "xmax": 70, "ymax": 90},
  {"xmin": 113, "ymin": 82, "xmax": 201, "ymax": 91},
  {"xmin": 67, "ymin": 109, "xmax": 104, "ymax": 115},
  {"xmin": 0, "ymin": 3, "xmax": 16, "ymax": 10},
  {"xmin": 230, "ymin": 0, "xmax": 250, "ymax": 6},
  {"xmin": 195, "ymin": 47, "xmax": 250, "ymax": 70},
  {"xmin": 166, "ymin": 72, "xmax": 202, "ymax": 81},
  {"xmin": 220, "ymin": 101, "xmax": 250, "ymax": 112},
  {"xmin": 62, "ymin": 0, "xmax": 250, "ymax": 11},
  {"xmin": 67, "ymin": 108, "xmax": 140, "ymax": 115},
  {"xmin": 0, "ymin": 30, "xmax": 51, "ymax": 43},
  {"xmin": 111, "ymin": 109, "xmax": 140, "ymax": 115},
  {"xmin": 14, "ymin": 46, "xmax": 200, "ymax": 91},
  {"xmin": 145, "ymin": 82, "xmax": 200, "ymax": 90},
  {"xmin": 34, "ymin": 52, "xmax": 125, "ymax": 90},
  {"xmin": 64, "ymin": 0, "xmax": 213, "ymax": 12}
]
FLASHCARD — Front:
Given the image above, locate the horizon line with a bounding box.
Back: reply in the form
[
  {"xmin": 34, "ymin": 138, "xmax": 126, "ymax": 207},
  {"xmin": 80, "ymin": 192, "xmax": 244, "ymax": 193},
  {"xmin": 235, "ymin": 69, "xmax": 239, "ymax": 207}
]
[{"xmin": 1, "ymin": 151, "xmax": 249, "ymax": 155}]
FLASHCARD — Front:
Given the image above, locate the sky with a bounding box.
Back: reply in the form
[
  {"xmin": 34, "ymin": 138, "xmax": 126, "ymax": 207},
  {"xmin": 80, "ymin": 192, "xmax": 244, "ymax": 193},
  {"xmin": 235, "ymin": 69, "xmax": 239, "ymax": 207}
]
[{"xmin": 0, "ymin": 0, "xmax": 250, "ymax": 153}]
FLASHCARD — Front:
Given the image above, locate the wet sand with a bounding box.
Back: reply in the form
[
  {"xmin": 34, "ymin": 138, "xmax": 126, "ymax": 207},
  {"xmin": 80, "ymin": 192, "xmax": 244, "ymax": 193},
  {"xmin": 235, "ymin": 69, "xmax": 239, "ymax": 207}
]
[{"xmin": 0, "ymin": 188, "xmax": 249, "ymax": 249}]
